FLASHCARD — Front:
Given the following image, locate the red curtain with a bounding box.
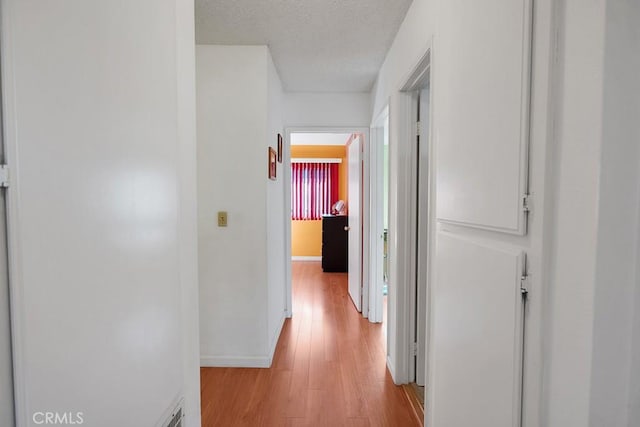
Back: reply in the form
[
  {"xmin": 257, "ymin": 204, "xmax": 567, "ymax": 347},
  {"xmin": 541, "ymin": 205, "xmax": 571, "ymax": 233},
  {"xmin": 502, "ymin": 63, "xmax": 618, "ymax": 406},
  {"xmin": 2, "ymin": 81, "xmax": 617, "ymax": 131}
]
[{"xmin": 291, "ymin": 162, "xmax": 339, "ymax": 220}]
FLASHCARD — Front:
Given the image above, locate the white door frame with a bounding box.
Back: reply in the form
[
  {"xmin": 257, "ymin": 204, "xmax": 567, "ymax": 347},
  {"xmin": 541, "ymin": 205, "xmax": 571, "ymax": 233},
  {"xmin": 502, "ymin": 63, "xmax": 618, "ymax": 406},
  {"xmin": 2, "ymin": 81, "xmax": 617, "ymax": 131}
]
[
  {"xmin": 368, "ymin": 107, "xmax": 389, "ymax": 324},
  {"xmin": 284, "ymin": 127, "xmax": 370, "ymax": 318},
  {"xmin": 402, "ymin": 58, "xmax": 433, "ymax": 387},
  {"xmin": 0, "ymin": 3, "xmax": 26, "ymax": 422},
  {"xmin": 387, "ymin": 44, "xmax": 434, "ymax": 386},
  {"xmin": 0, "ymin": 17, "xmax": 15, "ymax": 424}
]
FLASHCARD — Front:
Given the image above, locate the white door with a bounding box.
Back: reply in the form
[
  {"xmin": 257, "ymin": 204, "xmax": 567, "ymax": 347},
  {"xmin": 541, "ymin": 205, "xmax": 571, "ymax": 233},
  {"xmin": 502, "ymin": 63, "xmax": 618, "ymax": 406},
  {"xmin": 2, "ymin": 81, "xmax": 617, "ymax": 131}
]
[
  {"xmin": 430, "ymin": 0, "xmax": 532, "ymax": 425},
  {"xmin": 2, "ymin": 2, "xmax": 188, "ymax": 423},
  {"xmin": 368, "ymin": 110, "xmax": 388, "ymax": 324},
  {"xmin": 347, "ymin": 135, "xmax": 362, "ymax": 312},
  {"xmin": 0, "ymin": 97, "xmax": 14, "ymax": 426},
  {"xmin": 433, "ymin": 234, "xmax": 525, "ymax": 427}
]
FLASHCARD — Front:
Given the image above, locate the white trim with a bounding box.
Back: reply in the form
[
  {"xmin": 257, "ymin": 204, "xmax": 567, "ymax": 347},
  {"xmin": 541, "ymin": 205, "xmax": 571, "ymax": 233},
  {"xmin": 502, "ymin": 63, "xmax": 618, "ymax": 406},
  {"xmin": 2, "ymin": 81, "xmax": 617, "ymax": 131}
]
[
  {"xmin": 291, "ymin": 158, "xmax": 342, "ymax": 164},
  {"xmin": 390, "ymin": 41, "xmax": 433, "ymax": 386},
  {"xmin": 291, "ymin": 256, "xmax": 321, "ymax": 261},
  {"xmin": 200, "ymin": 356, "xmax": 272, "ymax": 368}
]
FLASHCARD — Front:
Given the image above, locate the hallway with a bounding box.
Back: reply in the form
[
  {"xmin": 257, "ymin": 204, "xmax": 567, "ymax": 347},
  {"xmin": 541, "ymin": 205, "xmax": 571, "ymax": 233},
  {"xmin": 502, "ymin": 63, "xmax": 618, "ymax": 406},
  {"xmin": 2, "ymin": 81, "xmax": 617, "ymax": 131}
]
[{"xmin": 200, "ymin": 262, "xmax": 419, "ymax": 426}]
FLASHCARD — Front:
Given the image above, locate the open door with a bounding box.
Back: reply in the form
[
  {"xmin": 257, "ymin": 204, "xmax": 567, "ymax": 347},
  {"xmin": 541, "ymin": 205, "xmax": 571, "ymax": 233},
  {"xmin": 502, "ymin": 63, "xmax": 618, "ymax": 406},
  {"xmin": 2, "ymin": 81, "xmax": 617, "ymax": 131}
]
[
  {"xmin": 0, "ymin": 162, "xmax": 13, "ymax": 427},
  {"xmin": 368, "ymin": 109, "xmax": 388, "ymax": 324},
  {"xmin": 0, "ymin": 63, "xmax": 15, "ymax": 425},
  {"xmin": 347, "ymin": 134, "xmax": 362, "ymax": 311}
]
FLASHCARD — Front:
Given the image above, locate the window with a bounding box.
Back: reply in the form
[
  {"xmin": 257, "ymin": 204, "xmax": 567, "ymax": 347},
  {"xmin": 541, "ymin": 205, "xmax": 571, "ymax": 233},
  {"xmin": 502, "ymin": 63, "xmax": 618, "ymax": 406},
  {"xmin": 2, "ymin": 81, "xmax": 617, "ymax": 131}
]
[{"xmin": 291, "ymin": 162, "xmax": 339, "ymax": 220}]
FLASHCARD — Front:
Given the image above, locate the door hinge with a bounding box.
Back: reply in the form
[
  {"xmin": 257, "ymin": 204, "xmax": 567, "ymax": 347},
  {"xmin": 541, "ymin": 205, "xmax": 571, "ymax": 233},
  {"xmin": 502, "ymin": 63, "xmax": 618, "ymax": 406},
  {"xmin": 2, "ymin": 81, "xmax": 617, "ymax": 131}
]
[
  {"xmin": 522, "ymin": 194, "xmax": 531, "ymax": 213},
  {"xmin": 520, "ymin": 253, "xmax": 530, "ymax": 297},
  {"xmin": 412, "ymin": 342, "xmax": 418, "ymax": 356},
  {"xmin": 416, "ymin": 121, "xmax": 421, "ymax": 137},
  {"xmin": 0, "ymin": 165, "xmax": 9, "ymax": 188}
]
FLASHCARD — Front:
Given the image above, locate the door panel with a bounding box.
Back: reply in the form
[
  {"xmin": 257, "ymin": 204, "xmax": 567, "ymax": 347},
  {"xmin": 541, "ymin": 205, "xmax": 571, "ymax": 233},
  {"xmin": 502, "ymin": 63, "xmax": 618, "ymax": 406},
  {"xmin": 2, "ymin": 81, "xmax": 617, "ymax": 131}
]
[
  {"xmin": 432, "ymin": 233, "xmax": 524, "ymax": 427},
  {"xmin": 0, "ymin": 55, "xmax": 14, "ymax": 426},
  {"xmin": 436, "ymin": 0, "xmax": 532, "ymax": 235},
  {"xmin": 0, "ymin": 186, "xmax": 13, "ymax": 427},
  {"xmin": 348, "ymin": 135, "xmax": 361, "ymax": 312}
]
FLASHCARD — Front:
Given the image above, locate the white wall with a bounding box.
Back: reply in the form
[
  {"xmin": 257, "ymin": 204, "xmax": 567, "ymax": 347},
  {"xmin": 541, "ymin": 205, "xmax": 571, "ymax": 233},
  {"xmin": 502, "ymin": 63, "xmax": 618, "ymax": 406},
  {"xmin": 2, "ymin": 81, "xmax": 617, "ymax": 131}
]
[
  {"xmin": 542, "ymin": 2, "xmax": 606, "ymax": 424},
  {"xmin": 542, "ymin": 1, "xmax": 640, "ymax": 426},
  {"xmin": 1, "ymin": 0, "xmax": 200, "ymax": 425},
  {"xmin": 266, "ymin": 51, "xmax": 287, "ymax": 355},
  {"xmin": 370, "ymin": 0, "xmax": 435, "ymax": 119},
  {"xmin": 284, "ymin": 92, "xmax": 371, "ymax": 128},
  {"xmin": 588, "ymin": 1, "xmax": 640, "ymax": 426},
  {"xmin": 197, "ymin": 45, "xmax": 285, "ymax": 367}
]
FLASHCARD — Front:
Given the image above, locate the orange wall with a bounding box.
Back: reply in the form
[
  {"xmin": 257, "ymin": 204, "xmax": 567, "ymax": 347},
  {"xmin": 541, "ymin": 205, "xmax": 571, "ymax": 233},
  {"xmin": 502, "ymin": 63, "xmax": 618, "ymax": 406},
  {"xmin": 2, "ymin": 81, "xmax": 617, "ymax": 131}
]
[
  {"xmin": 291, "ymin": 145, "xmax": 347, "ymax": 257},
  {"xmin": 291, "ymin": 221, "xmax": 324, "ymax": 257}
]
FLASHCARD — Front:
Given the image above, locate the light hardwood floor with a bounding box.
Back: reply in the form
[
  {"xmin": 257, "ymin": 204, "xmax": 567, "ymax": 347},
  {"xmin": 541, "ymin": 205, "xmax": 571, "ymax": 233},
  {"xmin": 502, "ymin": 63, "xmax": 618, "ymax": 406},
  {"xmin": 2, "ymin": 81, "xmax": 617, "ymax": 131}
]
[{"xmin": 200, "ymin": 261, "xmax": 420, "ymax": 426}]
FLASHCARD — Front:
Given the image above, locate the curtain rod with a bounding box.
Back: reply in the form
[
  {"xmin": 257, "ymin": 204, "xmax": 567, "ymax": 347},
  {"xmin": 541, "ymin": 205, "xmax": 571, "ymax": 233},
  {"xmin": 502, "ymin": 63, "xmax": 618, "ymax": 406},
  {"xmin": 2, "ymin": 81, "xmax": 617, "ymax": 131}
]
[{"xmin": 291, "ymin": 158, "xmax": 342, "ymax": 164}]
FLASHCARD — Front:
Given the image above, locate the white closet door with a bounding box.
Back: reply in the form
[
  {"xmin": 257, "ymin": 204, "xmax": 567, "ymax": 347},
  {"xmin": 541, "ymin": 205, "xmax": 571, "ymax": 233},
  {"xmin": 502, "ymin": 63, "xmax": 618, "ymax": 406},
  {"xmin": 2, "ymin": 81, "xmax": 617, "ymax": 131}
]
[
  {"xmin": 436, "ymin": 0, "xmax": 532, "ymax": 235},
  {"xmin": 432, "ymin": 234, "xmax": 524, "ymax": 427}
]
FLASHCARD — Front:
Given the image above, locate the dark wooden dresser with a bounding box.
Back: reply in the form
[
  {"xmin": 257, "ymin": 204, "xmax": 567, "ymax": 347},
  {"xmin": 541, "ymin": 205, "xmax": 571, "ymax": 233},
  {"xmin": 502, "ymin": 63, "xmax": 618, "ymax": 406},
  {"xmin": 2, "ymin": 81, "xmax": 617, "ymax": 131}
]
[{"xmin": 321, "ymin": 215, "xmax": 348, "ymax": 272}]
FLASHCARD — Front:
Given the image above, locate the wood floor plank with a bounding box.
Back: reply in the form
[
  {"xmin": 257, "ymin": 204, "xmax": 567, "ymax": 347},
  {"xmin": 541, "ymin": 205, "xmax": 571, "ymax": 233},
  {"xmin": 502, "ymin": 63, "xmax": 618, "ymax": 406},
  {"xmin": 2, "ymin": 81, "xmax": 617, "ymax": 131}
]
[{"xmin": 200, "ymin": 261, "xmax": 420, "ymax": 426}]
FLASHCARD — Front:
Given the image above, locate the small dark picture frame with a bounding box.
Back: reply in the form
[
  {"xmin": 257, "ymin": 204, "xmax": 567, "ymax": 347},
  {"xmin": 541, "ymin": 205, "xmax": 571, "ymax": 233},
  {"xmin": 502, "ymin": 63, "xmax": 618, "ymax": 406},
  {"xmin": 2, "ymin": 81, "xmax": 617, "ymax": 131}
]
[
  {"xmin": 277, "ymin": 134, "xmax": 283, "ymax": 163},
  {"xmin": 268, "ymin": 147, "xmax": 277, "ymax": 180}
]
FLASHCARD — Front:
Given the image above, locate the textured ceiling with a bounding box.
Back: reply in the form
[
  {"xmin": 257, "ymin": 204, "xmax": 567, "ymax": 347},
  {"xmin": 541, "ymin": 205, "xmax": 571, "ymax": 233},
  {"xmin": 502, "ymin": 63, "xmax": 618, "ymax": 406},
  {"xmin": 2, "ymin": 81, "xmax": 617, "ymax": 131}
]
[{"xmin": 195, "ymin": 0, "xmax": 413, "ymax": 92}]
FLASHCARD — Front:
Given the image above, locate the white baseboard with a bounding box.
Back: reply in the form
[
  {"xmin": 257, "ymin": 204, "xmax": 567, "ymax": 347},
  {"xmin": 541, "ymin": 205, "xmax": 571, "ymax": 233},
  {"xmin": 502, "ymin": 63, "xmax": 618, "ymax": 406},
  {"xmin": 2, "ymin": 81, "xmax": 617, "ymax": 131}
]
[
  {"xmin": 268, "ymin": 312, "xmax": 286, "ymax": 362},
  {"xmin": 291, "ymin": 256, "xmax": 322, "ymax": 261},
  {"xmin": 200, "ymin": 355, "xmax": 271, "ymax": 368},
  {"xmin": 200, "ymin": 314, "xmax": 287, "ymax": 369}
]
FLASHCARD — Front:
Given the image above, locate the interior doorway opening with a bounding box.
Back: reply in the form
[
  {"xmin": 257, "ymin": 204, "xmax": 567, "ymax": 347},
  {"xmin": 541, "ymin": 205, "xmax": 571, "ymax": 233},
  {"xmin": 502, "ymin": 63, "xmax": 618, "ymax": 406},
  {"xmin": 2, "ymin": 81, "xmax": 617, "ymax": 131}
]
[{"xmin": 285, "ymin": 129, "xmax": 372, "ymax": 320}]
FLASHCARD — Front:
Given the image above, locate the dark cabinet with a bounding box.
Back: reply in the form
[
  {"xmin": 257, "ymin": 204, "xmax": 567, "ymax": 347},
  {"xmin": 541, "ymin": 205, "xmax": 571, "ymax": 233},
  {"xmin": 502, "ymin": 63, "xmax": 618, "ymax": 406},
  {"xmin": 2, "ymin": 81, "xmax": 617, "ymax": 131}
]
[{"xmin": 322, "ymin": 215, "xmax": 348, "ymax": 272}]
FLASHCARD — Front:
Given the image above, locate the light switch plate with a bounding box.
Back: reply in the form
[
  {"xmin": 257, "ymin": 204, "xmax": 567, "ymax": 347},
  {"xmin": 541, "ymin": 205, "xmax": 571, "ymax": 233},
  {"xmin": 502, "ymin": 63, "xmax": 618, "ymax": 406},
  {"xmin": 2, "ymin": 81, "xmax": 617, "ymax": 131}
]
[{"xmin": 217, "ymin": 211, "xmax": 228, "ymax": 227}]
